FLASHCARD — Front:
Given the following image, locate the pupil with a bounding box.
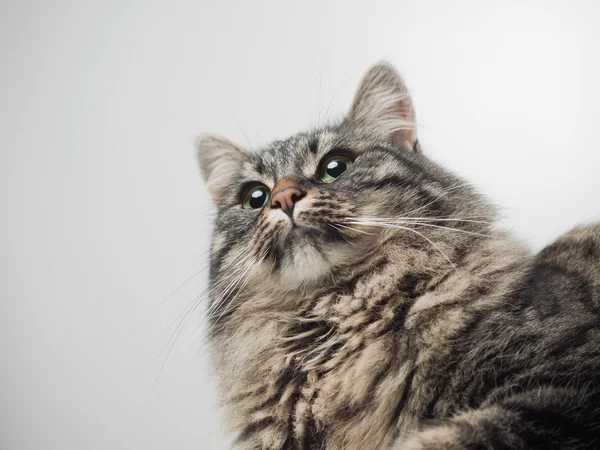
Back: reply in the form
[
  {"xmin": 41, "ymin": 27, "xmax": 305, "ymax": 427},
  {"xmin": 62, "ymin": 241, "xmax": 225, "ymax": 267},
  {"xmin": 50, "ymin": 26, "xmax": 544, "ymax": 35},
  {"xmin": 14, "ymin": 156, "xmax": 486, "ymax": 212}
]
[
  {"xmin": 327, "ymin": 160, "xmax": 346, "ymax": 178},
  {"xmin": 249, "ymin": 190, "xmax": 266, "ymax": 208}
]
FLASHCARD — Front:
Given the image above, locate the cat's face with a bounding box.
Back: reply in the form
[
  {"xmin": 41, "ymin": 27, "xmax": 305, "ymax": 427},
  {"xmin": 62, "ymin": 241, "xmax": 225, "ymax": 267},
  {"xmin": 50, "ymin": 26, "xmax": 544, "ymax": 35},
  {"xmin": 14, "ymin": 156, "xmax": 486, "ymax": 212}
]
[{"xmin": 198, "ymin": 63, "xmax": 487, "ymax": 292}]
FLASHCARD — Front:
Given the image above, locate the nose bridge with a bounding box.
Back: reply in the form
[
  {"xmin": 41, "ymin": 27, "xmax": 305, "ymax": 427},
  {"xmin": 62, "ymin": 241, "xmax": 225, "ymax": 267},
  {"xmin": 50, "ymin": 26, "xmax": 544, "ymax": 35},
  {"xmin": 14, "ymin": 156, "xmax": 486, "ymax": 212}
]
[{"xmin": 272, "ymin": 177, "xmax": 300, "ymax": 194}]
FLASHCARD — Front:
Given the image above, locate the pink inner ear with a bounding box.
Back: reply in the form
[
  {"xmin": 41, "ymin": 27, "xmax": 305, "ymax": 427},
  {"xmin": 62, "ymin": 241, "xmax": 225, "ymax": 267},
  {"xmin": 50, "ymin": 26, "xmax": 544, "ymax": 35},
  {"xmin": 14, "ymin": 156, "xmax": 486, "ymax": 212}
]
[
  {"xmin": 374, "ymin": 87, "xmax": 418, "ymax": 151},
  {"xmin": 389, "ymin": 122, "xmax": 418, "ymax": 152},
  {"xmin": 349, "ymin": 63, "xmax": 419, "ymax": 151}
]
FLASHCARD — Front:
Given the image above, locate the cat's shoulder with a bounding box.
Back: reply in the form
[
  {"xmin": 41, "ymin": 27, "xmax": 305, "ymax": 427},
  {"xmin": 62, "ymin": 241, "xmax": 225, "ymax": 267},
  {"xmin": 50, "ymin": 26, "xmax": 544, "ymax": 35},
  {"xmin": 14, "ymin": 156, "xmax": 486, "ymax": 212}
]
[
  {"xmin": 526, "ymin": 223, "xmax": 600, "ymax": 313},
  {"xmin": 537, "ymin": 223, "xmax": 600, "ymax": 271}
]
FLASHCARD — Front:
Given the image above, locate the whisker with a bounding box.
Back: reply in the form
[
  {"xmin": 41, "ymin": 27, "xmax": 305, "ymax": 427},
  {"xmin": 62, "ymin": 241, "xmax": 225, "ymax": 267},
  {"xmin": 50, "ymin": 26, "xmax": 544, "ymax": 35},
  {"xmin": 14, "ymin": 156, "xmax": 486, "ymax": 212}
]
[
  {"xmin": 209, "ymin": 252, "xmax": 267, "ymax": 333},
  {"xmin": 151, "ymin": 251, "xmax": 256, "ymax": 393},
  {"xmin": 151, "ymin": 269, "xmax": 239, "ymax": 381},
  {"xmin": 184, "ymin": 257, "xmax": 257, "ymax": 345},
  {"xmin": 226, "ymin": 105, "xmax": 255, "ymax": 152},
  {"xmin": 156, "ymin": 249, "xmax": 213, "ymax": 308},
  {"xmin": 403, "ymin": 181, "xmax": 473, "ymax": 217},
  {"xmin": 158, "ymin": 251, "xmax": 250, "ymax": 334},
  {"xmin": 333, "ymin": 222, "xmax": 377, "ymax": 236},
  {"xmin": 179, "ymin": 255, "xmax": 259, "ymax": 348},
  {"xmin": 347, "ymin": 219, "xmax": 496, "ymax": 239},
  {"xmin": 156, "ymin": 285, "xmax": 210, "ymax": 334},
  {"xmin": 328, "ymin": 223, "xmax": 358, "ymax": 246},
  {"xmin": 204, "ymin": 254, "xmax": 257, "ymax": 322},
  {"xmin": 177, "ymin": 252, "xmax": 266, "ymax": 371},
  {"xmin": 345, "ymin": 216, "xmax": 493, "ymax": 226},
  {"xmin": 207, "ymin": 254, "xmax": 261, "ymax": 324},
  {"xmin": 156, "ymin": 265, "xmax": 207, "ymax": 308},
  {"xmin": 323, "ymin": 69, "xmax": 353, "ymax": 124},
  {"xmin": 344, "ymin": 220, "xmax": 457, "ymax": 270},
  {"xmin": 400, "ymin": 222, "xmax": 496, "ymax": 238}
]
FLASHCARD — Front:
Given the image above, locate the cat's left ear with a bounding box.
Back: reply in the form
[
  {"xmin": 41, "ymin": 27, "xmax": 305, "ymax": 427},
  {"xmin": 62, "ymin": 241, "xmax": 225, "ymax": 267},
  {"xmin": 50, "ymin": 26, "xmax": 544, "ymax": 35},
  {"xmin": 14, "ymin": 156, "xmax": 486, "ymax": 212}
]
[
  {"xmin": 196, "ymin": 133, "xmax": 249, "ymax": 201},
  {"xmin": 348, "ymin": 62, "xmax": 420, "ymax": 152}
]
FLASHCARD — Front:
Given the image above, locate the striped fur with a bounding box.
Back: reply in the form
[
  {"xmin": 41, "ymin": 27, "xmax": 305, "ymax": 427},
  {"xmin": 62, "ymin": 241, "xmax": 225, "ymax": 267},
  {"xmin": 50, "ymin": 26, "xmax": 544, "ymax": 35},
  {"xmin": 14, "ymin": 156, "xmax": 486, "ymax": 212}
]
[{"xmin": 197, "ymin": 63, "xmax": 600, "ymax": 449}]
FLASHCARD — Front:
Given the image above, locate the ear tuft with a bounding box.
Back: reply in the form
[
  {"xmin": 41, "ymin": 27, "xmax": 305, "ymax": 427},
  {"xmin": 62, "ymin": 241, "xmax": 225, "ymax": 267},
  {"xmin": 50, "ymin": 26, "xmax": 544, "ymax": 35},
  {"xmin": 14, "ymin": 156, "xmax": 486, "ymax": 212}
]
[
  {"xmin": 349, "ymin": 62, "xmax": 419, "ymax": 151},
  {"xmin": 196, "ymin": 133, "xmax": 248, "ymax": 201}
]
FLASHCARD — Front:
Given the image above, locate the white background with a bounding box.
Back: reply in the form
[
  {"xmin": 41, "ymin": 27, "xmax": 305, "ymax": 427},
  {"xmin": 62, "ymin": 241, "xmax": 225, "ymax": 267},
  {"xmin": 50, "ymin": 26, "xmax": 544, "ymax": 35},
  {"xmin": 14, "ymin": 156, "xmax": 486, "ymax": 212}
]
[{"xmin": 1, "ymin": 1, "xmax": 599, "ymax": 449}]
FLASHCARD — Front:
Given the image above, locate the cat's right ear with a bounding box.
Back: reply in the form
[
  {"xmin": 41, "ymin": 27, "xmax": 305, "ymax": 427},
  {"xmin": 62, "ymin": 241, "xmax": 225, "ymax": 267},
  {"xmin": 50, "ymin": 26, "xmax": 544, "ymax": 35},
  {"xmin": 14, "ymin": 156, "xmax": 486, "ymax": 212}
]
[
  {"xmin": 348, "ymin": 62, "xmax": 419, "ymax": 152},
  {"xmin": 196, "ymin": 133, "xmax": 249, "ymax": 201}
]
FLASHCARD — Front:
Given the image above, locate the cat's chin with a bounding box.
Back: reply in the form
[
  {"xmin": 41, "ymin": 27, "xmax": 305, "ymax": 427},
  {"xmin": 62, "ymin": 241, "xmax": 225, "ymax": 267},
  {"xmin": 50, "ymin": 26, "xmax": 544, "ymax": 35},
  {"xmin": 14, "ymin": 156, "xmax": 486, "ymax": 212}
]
[
  {"xmin": 275, "ymin": 229, "xmax": 362, "ymax": 289},
  {"xmin": 278, "ymin": 244, "xmax": 330, "ymax": 287}
]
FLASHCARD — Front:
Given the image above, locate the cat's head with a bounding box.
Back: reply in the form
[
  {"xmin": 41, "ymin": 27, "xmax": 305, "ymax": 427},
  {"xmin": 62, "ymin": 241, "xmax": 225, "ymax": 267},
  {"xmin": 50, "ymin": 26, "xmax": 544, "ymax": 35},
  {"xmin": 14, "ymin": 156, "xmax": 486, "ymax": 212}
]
[{"xmin": 198, "ymin": 63, "xmax": 491, "ymax": 292}]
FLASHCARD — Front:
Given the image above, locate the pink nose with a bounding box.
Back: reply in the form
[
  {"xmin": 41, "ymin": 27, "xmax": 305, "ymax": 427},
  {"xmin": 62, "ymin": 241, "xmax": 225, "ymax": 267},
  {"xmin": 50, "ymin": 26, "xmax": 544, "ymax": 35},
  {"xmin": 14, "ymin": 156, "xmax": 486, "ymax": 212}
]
[{"xmin": 270, "ymin": 187, "xmax": 305, "ymax": 216}]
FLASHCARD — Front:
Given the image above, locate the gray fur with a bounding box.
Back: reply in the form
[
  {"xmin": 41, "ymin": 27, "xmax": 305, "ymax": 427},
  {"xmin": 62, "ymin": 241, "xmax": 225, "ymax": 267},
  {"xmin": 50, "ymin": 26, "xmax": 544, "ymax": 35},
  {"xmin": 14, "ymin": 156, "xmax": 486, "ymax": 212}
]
[{"xmin": 196, "ymin": 63, "xmax": 600, "ymax": 449}]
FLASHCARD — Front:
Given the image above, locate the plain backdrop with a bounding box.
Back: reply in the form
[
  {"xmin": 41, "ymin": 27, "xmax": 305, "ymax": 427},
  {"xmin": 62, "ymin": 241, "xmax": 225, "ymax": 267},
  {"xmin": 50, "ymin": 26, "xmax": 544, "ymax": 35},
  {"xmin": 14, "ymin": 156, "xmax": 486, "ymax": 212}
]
[{"xmin": 1, "ymin": 1, "xmax": 599, "ymax": 449}]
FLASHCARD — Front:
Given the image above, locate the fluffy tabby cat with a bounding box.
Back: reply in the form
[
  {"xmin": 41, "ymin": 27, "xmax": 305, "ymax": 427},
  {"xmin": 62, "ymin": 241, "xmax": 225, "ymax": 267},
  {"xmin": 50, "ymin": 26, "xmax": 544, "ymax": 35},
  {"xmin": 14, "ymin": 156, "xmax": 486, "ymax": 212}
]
[{"xmin": 196, "ymin": 63, "xmax": 600, "ymax": 449}]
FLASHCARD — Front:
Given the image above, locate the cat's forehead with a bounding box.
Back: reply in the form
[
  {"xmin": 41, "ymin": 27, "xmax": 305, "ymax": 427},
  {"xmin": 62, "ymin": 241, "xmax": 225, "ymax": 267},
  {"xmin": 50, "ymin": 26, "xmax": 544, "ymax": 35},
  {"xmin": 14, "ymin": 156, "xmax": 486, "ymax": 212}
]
[{"xmin": 241, "ymin": 129, "xmax": 344, "ymax": 184}]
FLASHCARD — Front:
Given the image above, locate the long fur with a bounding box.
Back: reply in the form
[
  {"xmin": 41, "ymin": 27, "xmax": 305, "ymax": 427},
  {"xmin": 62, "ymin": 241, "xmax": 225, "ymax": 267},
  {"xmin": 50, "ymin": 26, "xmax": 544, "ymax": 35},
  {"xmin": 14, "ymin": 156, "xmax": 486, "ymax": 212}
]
[{"xmin": 197, "ymin": 63, "xmax": 600, "ymax": 449}]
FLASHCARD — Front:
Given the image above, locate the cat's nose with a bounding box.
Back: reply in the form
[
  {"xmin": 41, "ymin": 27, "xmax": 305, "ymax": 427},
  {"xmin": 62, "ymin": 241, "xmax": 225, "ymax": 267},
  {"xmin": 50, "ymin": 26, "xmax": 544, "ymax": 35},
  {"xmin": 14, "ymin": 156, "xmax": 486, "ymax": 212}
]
[{"xmin": 271, "ymin": 184, "xmax": 305, "ymax": 216}]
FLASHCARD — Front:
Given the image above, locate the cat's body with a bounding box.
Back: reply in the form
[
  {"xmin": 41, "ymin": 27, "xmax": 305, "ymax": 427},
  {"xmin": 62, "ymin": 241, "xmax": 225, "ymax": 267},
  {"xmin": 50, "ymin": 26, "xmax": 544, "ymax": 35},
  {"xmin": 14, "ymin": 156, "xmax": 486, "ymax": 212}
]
[{"xmin": 197, "ymin": 63, "xmax": 600, "ymax": 449}]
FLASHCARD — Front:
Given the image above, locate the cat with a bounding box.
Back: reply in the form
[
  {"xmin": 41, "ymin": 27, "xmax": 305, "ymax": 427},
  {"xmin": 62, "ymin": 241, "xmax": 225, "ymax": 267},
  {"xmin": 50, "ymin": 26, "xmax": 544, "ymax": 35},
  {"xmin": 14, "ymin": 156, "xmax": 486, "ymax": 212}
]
[{"xmin": 196, "ymin": 62, "xmax": 600, "ymax": 449}]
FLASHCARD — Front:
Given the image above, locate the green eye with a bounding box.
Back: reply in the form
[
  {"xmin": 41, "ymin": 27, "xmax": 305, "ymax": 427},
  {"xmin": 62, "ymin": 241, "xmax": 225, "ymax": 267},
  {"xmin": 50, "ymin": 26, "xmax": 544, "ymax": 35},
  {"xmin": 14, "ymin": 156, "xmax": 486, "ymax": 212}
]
[
  {"xmin": 243, "ymin": 185, "xmax": 270, "ymax": 209},
  {"xmin": 319, "ymin": 155, "xmax": 353, "ymax": 182}
]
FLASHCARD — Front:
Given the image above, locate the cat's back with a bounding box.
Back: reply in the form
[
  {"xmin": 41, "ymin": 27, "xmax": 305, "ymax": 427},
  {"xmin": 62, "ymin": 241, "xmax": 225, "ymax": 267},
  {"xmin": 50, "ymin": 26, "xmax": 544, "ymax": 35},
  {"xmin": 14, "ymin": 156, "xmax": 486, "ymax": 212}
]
[
  {"xmin": 528, "ymin": 223, "xmax": 600, "ymax": 312},
  {"xmin": 513, "ymin": 223, "xmax": 600, "ymax": 371},
  {"xmin": 458, "ymin": 223, "xmax": 600, "ymax": 388}
]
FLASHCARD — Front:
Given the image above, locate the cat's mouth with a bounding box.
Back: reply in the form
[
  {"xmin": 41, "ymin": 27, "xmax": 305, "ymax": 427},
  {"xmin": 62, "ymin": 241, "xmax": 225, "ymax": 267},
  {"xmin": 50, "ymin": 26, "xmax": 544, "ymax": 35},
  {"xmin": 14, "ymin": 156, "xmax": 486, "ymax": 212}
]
[
  {"xmin": 287, "ymin": 225, "xmax": 328, "ymax": 241},
  {"xmin": 273, "ymin": 224, "xmax": 322, "ymax": 251},
  {"xmin": 268, "ymin": 221, "xmax": 372, "ymax": 286},
  {"xmin": 258, "ymin": 200, "xmax": 375, "ymax": 284},
  {"xmin": 279, "ymin": 216, "xmax": 348, "ymax": 246}
]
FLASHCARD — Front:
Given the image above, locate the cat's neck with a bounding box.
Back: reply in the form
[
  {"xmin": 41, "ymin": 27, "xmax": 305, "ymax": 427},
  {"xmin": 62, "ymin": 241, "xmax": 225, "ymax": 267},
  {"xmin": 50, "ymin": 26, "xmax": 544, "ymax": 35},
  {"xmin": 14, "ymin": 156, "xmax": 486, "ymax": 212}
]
[
  {"xmin": 209, "ymin": 231, "xmax": 532, "ymax": 445},
  {"xmin": 238, "ymin": 229, "xmax": 518, "ymax": 321}
]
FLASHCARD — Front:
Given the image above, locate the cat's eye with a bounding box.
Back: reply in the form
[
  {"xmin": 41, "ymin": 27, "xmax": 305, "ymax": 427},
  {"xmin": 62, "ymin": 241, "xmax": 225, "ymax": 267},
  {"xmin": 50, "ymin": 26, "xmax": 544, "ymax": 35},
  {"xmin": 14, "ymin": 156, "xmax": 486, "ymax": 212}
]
[
  {"xmin": 319, "ymin": 155, "xmax": 354, "ymax": 182},
  {"xmin": 242, "ymin": 185, "xmax": 270, "ymax": 209}
]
